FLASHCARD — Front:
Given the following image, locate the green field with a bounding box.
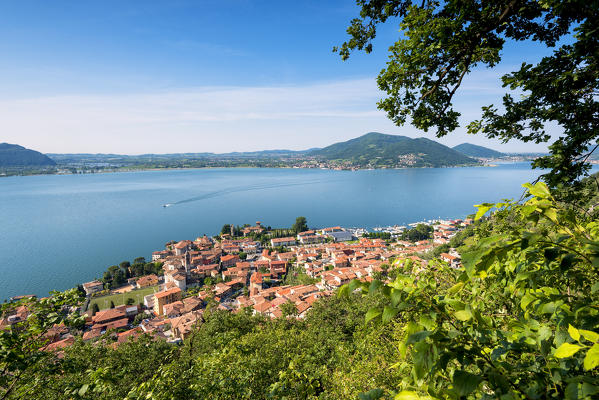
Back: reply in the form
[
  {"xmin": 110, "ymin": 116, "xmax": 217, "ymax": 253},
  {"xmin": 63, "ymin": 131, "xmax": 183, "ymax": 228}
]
[{"xmin": 88, "ymin": 285, "xmax": 159, "ymax": 311}]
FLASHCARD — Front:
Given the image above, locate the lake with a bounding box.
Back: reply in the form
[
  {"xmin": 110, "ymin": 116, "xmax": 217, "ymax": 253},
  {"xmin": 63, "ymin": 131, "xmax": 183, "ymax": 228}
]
[{"xmin": 0, "ymin": 163, "xmax": 583, "ymax": 299}]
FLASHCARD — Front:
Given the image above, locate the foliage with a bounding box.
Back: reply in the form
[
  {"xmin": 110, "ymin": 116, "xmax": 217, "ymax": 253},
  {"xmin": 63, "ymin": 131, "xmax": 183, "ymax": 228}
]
[
  {"xmin": 0, "ymin": 289, "xmax": 84, "ymax": 399},
  {"xmin": 2, "ymin": 291, "xmax": 403, "ymax": 399},
  {"xmin": 87, "ymin": 285, "xmax": 158, "ymax": 311},
  {"xmin": 281, "ymin": 301, "xmax": 298, "ymax": 317},
  {"xmin": 292, "ymin": 216, "xmax": 309, "ymax": 234},
  {"xmin": 284, "ymin": 264, "xmax": 319, "ymax": 286},
  {"xmin": 341, "ymin": 182, "xmax": 599, "ymax": 398},
  {"xmin": 310, "ymin": 132, "xmax": 475, "ymax": 168},
  {"xmin": 101, "ymin": 259, "xmax": 161, "ymax": 289},
  {"xmin": 221, "ymin": 224, "xmax": 233, "ymax": 236},
  {"xmin": 401, "ymin": 224, "xmax": 433, "ymax": 241},
  {"xmin": 364, "ymin": 232, "xmax": 393, "ymax": 240},
  {"xmin": 337, "ymin": 0, "xmax": 599, "ymax": 186},
  {"xmin": 0, "ymin": 143, "xmax": 56, "ymax": 167}
]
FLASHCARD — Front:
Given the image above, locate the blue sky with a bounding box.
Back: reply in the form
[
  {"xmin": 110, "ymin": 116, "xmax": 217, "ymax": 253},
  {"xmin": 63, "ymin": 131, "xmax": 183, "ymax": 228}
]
[{"xmin": 0, "ymin": 1, "xmax": 561, "ymax": 153}]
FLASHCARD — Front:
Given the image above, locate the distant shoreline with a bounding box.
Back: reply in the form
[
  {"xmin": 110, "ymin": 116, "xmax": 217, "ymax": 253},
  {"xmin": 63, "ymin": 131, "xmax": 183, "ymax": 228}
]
[{"xmin": 1, "ymin": 160, "xmax": 518, "ymax": 178}]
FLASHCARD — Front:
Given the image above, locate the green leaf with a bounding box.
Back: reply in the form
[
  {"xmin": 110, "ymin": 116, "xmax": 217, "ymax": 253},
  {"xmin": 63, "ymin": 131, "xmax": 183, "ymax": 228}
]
[
  {"xmin": 580, "ymin": 329, "xmax": 599, "ymax": 343},
  {"xmin": 447, "ymin": 282, "xmax": 464, "ymax": 295},
  {"xmin": 349, "ymin": 279, "xmax": 363, "ymax": 292},
  {"xmin": 365, "ymin": 308, "xmax": 382, "ymax": 323},
  {"xmin": 543, "ymin": 207, "xmax": 558, "ymax": 222},
  {"xmin": 369, "ymin": 280, "xmax": 383, "ymax": 294},
  {"xmin": 554, "ymin": 342, "xmax": 582, "ymax": 358},
  {"xmin": 445, "ymin": 298, "xmax": 466, "ymax": 310},
  {"xmin": 565, "ymin": 382, "xmax": 579, "ymax": 400},
  {"xmin": 454, "ymin": 309, "xmax": 472, "ymax": 321},
  {"xmin": 394, "ymin": 391, "xmax": 421, "ymax": 400},
  {"xmin": 78, "ymin": 384, "xmax": 89, "ymax": 396},
  {"xmin": 538, "ymin": 301, "xmax": 558, "ymax": 314},
  {"xmin": 390, "ymin": 288, "xmax": 402, "ymax": 306},
  {"xmin": 584, "ymin": 343, "xmax": 599, "ymax": 370},
  {"xmin": 453, "ymin": 370, "xmax": 483, "ymax": 397},
  {"xmin": 337, "ymin": 284, "xmax": 349, "ymax": 297},
  {"xmin": 382, "ymin": 305, "xmax": 399, "ymax": 323},
  {"xmin": 406, "ymin": 330, "xmax": 431, "ymax": 345},
  {"xmin": 474, "ymin": 203, "xmax": 494, "ymax": 220},
  {"xmin": 568, "ymin": 324, "xmax": 580, "ymax": 341},
  {"xmin": 524, "ymin": 182, "xmax": 550, "ymax": 198},
  {"xmin": 592, "ymin": 281, "xmax": 599, "ymax": 294},
  {"xmin": 521, "ymin": 204, "xmax": 536, "ymax": 216},
  {"xmin": 460, "ymin": 250, "xmax": 483, "ymax": 276},
  {"xmin": 582, "ymin": 382, "xmax": 599, "ymax": 397},
  {"xmin": 520, "ymin": 292, "xmax": 536, "ymax": 310}
]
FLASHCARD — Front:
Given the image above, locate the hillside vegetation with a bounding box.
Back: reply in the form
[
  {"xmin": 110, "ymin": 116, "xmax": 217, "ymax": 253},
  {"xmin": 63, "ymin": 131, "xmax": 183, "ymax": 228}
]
[
  {"xmin": 310, "ymin": 132, "xmax": 477, "ymax": 168},
  {"xmin": 0, "ymin": 143, "xmax": 56, "ymax": 168},
  {"xmin": 453, "ymin": 143, "xmax": 506, "ymax": 158}
]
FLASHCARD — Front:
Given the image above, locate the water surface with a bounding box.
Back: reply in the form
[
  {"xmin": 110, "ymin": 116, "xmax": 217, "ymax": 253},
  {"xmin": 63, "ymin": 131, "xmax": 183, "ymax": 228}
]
[{"xmin": 0, "ymin": 163, "xmax": 576, "ymax": 299}]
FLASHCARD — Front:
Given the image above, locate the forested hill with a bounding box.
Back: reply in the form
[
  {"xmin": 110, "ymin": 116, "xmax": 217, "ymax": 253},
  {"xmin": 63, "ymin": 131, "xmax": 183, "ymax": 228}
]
[
  {"xmin": 0, "ymin": 143, "xmax": 56, "ymax": 167},
  {"xmin": 309, "ymin": 132, "xmax": 477, "ymax": 167},
  {"xmin": 453, "ymin": 143, "xmax": 506, "ymax": 158}
]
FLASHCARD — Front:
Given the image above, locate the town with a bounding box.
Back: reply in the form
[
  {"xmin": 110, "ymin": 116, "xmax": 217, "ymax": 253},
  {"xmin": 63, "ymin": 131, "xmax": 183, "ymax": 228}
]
[{"xmin": 1, "ymin": 217, "xmax": 472, "ymax": 352}]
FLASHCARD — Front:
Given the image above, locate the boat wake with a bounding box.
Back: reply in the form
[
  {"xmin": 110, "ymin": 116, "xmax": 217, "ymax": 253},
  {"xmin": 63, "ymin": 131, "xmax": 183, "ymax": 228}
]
[{"xmin": 163, "ymin": 180, "xmax": 326, "ymax": 207}]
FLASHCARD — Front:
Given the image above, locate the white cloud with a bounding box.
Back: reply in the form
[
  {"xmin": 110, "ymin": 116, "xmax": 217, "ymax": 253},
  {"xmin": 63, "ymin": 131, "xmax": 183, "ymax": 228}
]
[
  {"xmin": 0, "ymin": 76, "xmax": 552, "ymax": 154},
  {"xmin": 0, "ymin": 79, "xmax": 391, "ymax": 153}
]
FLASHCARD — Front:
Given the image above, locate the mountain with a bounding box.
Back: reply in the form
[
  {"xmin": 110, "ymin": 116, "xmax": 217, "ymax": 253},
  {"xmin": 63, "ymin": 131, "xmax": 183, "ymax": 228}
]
[
  {"xmin": 309, "ymin": 132, "xmax": 477, "ymax": 167},
  {"xmin": 47, "ymin": 149, "xmax": 316, "ymax": 163},
  {"xmin": 453, "ymin": 143, "xmax": 506, "ymax": 158},
  {"xmin": 0, "ymin": 143, "xmax": 56, "ymax": 167}
]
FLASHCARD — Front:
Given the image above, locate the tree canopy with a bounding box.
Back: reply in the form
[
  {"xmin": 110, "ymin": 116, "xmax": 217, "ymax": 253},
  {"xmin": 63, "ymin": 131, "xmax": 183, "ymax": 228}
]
[
  {"xmin": 336, "ymin": 0, "xmax": 599, "ymax": 187},
  {"xmin": 292, "ymin": 216, "xmax": 309, "ymax": 234}
]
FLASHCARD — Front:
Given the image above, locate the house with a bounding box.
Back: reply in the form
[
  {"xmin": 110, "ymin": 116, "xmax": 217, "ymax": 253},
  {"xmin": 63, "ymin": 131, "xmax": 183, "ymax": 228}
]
[
  {"xmin": 92, "ymin": 307, "xmax": 127, "ymax": 326},
  {"xmin": 240, "ymin": 240, "xmax": 261, "ymax": 254},
  {"xmin": 320, "ymin": 226, "xmax": 343, "ymax": 234},
  {"xmin": 82, "ymin": 280, "xmax": 104, "ymax": 296},
  {"xmin": 270, "ymin": 237, "xmax": 297, "ymax": 247},
  {"xmin": 298, "ymin": 234, "xmax": 325, "ymax": 245},
  {"xmin": 152, "ymin": 250, "xmax": 169, "ymax": 261},
  {"xmin": 221, "ymin": 254, "xmax": 240, "ymax": 268},
  {"xmin": 174, "ymin": 241, "xmax": 189, "ymax": 256},
  {"xmin": 213, "ymin": 282, "xmax": 234, "ymax": 298},
  {"xmin": 170, "ymin": 311, "xmax": 203, "ymax": 339},
  {"xmin": 136, "ymin": 274, "xmax": 159, "ymax": 288},
  {"xmin": 153, "ymin": 287, "xmax": 182, "ymax": 316},
  {"xmin": 328, "ymin": 231, "xmax": 355, "ymax": 242},
  {"xmin": 440, "ymin": 253, "xmax": 460, "ymax": 269},
  {"xmin": 249, "ymin": 272, "xmax": 264, "ymax": 296},
  {"xmin": 117, "ymin": 327, "xmax": 143, "ymax": 344},
  {"xmin": 191, "ymin": 264, "xmax": 219, "ymax": 279},
  {"xmin": 165, "ymin": 271, "xmax": 187, "ymax": 291},
  {"xmin": 163, "ymin": 301, "xmax": 185, "ymax": 318},
  {"xmin": 242, "ymin": 221, "xmax": 265, "ymax": 236},
  {"xmin": 270, "ymin": 260, "xmax": 287, "ymax": 278},
  {"xmin": 44, "ymin": 336, "xmax": 75, "ymax": 352},
  {"xmin": 143, "ymin": 293, "xmax": 155, "ymax": 309}
]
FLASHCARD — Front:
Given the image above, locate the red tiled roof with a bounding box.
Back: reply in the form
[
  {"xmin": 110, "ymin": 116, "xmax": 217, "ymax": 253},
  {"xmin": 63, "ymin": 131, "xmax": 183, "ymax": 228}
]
[
  {"xmin": 174, "ymin": 241, "xmax": 188, "ymax": 249},
  {"xmin": 154, "ymin": 287, "xmax": 182, "ymax": 299}
]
